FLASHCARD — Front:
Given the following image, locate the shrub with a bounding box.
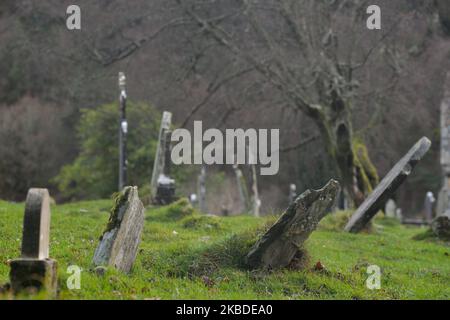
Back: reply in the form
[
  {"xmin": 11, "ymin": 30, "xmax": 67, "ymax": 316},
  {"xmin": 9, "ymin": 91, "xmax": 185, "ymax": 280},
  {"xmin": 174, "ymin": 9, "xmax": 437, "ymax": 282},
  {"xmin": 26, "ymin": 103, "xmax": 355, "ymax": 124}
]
[
  {"xmin": 181, "ymin": 215, "xmax": 222, "ymax": 230},
  {"xmin": 54, "ymin": 101, "xmax": 160, "ymax": 200},
  {"xmin": 164, "ymin": 198, "xmax": 196, "ymax": 220}
]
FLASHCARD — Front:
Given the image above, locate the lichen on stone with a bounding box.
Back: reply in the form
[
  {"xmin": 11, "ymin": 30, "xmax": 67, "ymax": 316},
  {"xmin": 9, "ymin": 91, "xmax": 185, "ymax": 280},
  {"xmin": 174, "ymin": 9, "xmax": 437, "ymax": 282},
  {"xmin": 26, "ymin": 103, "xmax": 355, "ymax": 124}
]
[{"xmin": 103, "ymin": 187, "xmax": 132, "ymax": 236}]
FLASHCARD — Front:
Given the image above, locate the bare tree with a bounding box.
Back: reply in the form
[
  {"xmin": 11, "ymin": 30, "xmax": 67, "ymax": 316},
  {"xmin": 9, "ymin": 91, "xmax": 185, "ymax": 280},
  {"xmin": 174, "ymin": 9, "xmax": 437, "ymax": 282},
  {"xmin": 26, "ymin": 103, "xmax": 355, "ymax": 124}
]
[{"xmin": 167, "ymin": 0, "xmax": 425, "ymax": 206}]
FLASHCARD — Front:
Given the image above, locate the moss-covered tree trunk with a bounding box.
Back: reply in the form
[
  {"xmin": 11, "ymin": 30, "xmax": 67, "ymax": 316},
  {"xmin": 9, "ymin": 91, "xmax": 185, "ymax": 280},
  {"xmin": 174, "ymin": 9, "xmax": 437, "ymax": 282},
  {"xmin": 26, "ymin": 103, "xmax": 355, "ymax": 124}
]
[{"xmin": 310, "ymin": 95, "xmax": 379, "ymax": 208}]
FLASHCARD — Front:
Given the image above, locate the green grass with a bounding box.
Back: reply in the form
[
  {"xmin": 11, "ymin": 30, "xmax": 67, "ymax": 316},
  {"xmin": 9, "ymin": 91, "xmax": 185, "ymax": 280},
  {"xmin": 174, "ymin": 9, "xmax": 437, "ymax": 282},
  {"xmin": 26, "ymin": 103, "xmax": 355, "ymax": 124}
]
[{"xmin": 0, "ymin": 198, "xmax": 449, "ymax": 300}]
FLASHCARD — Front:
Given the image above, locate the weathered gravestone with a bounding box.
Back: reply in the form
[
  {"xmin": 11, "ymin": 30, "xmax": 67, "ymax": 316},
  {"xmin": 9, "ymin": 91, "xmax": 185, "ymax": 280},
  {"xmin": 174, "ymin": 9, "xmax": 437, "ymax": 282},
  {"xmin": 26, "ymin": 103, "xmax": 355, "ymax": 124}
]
[
  {"xmin": 9, "ymin": 188, "xmax": 57, "ymax": 298},
  {"xmin": 155, "ymin": 130, "xmax": 176, "ymax": 205},
  {"xmin": 151, "ymin": 111, "xmax": 172, "ymax": 199},
  {"xmin": 155, "ymin": 174, "xmax": 176, "ymax": 205},
  {"xmin": 345, "ymin": 137, "xmax": 431, "ymax": 233},
  {"xmin": 384, "ymin": 199, "xmax": 397, "ymax": 218},
  {"xmin": 246, "ymin": 179, "xmax": 340, "ymax": 270},
  {"xmin": 93, "ymin": 186, "xmax": 144, "ymax": 273}
]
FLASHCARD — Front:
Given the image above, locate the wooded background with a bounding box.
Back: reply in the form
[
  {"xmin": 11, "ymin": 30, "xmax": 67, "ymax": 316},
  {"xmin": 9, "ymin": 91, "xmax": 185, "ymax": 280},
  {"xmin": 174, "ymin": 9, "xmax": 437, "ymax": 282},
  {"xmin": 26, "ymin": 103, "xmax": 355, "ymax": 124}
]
[{"xmin": 1, "ymin": 0, "xmax": 450, "ymax": 215}]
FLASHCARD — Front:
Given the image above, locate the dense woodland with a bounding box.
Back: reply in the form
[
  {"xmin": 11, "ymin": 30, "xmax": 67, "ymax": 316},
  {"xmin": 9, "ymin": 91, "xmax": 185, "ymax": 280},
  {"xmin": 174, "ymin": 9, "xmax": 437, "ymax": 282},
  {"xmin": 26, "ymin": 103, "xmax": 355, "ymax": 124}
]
[{"xmin": 1, "ymin": 0, "xmax": 450, "ymax": 215}]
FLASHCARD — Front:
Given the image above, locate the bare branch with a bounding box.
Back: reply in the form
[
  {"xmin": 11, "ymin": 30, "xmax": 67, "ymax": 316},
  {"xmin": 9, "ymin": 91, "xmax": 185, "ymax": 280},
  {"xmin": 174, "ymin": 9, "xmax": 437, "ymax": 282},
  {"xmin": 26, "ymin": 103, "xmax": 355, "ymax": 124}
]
[{"xmin": 180, "ymin": 65, "xmax": 256, "ymax": 128}]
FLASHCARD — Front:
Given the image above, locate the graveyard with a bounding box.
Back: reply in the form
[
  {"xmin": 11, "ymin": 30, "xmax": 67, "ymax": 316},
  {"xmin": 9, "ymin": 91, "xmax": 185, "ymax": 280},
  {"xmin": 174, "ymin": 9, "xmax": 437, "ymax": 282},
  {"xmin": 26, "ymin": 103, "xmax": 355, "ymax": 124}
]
[
  {"xmin": 1, "ymin": 1, "xmax": 450, "ymax": 302},
  {"xmin": 0, "ymin": 195, "xmax": 448, "ymax": 299}
]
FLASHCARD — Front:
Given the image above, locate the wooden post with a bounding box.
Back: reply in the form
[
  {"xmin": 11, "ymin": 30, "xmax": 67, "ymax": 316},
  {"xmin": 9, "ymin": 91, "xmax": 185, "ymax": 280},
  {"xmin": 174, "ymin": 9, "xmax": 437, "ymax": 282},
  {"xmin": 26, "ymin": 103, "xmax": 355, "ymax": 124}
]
[
  {"xmin": 9, "ymin": 189, "xmax": 57, "ymax": 298},
  {"xmin": 151, "ymin": 111, "xmax": 172, "ymax": 198}
]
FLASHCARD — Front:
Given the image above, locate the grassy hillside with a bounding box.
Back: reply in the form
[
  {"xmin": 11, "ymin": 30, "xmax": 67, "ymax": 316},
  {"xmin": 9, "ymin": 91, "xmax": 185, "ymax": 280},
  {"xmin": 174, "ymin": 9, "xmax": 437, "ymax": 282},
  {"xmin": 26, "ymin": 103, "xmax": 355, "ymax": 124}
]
[{"xmin": 0, "ymin": 198, "xmax": 449, "ymax": 300}]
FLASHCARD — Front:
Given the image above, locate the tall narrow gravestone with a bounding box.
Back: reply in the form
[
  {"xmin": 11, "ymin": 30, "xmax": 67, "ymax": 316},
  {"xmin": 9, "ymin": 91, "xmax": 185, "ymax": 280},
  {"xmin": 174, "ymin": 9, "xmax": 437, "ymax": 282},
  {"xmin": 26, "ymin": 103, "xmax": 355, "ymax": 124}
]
[
  {"xmin": 9, "ymin": 188, "xmax": 57, "ymax": 298},
  {"xmin": 151, "ymin": 111, "xmax": 172, "ymax": 199},
  {"xmin": 93, "ymin": 186, "xmax": 144, "ymax": 273},
  {"xmin": 345, "ymin": 137, "xmax": 431, "ymax": 233},
  {"xmin": 246, "ymin": 180, "xmax": 340, "ymax": 270},
  {"xmin": 155, "ymin": 130, "xmax": 176, "ymax": 205}
]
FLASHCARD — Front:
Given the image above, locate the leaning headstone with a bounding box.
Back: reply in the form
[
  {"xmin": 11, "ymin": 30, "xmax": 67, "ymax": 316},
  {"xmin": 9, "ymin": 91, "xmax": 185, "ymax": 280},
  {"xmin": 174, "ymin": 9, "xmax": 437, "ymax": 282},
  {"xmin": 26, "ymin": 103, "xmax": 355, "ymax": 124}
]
[
  {"xmin": 93, "ymin": 186, "xmax": 144, "ymax": 273},
  {"xmin": 246, "ymin": 179, "xmax": 340, "ymax": 270},
  {"xmin": 345, "ymin": 137, "xmax": 431, "ymax": 233},
  {"xmin": 384, "ymin": 199, "xmax": 397, "ymax": 218},
  {"xmin": 9, "ymin": 189, "xmax": 57, "ymax": 298}
]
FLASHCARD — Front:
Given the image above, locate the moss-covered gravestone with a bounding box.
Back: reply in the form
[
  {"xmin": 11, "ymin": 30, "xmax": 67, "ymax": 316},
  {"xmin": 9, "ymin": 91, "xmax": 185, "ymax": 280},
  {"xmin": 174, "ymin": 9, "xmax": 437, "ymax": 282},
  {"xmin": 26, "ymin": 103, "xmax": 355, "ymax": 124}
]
[
  {"xmin": 246, "ymin": 179, "xmax": 340, "ymax": 270},
  {"xmin": 345, "ymin": 137, "xmax": 431, "ymax": 233},
  {"xmin": 93, "ymin": 186, "xmax": 144, "ymax": 273},
  {"xmin": 9, "ymin": 188, "xmax": 58, "ymax": 298}
]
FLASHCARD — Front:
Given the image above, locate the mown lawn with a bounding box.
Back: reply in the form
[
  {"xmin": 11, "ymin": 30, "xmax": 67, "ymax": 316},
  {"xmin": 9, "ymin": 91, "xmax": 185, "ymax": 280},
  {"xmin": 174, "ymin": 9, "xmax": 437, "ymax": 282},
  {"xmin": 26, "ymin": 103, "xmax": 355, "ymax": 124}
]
[{"xmin": 0, "ymin": 198, "xmax": 448, "ymax": 300}]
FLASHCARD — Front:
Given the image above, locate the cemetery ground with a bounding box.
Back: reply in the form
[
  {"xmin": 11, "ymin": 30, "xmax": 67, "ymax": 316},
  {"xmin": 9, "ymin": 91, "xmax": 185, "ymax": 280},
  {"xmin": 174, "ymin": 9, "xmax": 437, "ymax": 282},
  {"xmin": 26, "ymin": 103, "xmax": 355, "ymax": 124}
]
[{"xmin": 0, "ymin": 198, "xmax": 449, "ymax": 300}]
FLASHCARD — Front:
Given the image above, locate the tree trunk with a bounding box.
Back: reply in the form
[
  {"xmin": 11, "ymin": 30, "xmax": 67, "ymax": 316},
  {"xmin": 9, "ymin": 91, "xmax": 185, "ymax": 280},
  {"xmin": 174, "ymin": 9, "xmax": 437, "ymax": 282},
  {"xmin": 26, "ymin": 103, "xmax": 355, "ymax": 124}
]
[{"xmin": 312, "ymin": 99, "xmax": 379, "ymax": 208}]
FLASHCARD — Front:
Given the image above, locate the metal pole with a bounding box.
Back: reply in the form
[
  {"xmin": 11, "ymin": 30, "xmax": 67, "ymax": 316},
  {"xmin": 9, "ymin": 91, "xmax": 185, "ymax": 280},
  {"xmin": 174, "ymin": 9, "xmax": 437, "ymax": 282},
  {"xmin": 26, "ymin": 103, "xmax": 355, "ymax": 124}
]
[{"xmin": 118, "ymin": 72, "xmax": 128, "ymax": 191}]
